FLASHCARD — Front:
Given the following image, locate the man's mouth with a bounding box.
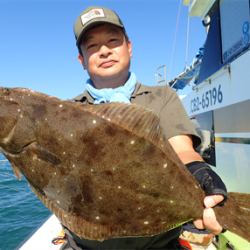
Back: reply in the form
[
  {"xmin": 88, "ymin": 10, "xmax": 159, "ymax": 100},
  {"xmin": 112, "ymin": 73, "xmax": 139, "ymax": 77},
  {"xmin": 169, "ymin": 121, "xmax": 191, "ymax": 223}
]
[{"xmin": 99, "ymin": 60, "xmax": 117, "ymax": 68}]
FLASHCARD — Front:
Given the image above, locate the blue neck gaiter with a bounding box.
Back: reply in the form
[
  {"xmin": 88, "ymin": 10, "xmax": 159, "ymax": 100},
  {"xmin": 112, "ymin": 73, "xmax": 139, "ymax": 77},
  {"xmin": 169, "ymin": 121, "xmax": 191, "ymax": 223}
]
[{"xmin": 86, "ymin": 72, "xmax": 137, "ymax": 104}]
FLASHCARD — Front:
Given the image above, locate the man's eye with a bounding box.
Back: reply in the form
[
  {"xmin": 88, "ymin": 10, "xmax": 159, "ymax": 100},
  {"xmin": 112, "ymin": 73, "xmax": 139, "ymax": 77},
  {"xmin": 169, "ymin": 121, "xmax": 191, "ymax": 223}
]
[{"xmin": 87, "ymin": 44, "xmax": 96, "ymax": 49}]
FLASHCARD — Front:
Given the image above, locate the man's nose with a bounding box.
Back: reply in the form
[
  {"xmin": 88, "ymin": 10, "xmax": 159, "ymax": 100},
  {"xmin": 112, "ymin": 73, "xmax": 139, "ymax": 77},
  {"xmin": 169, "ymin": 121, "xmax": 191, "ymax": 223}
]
[{"xmin": 99, "ymin": 45, "xmax": 112, "ymax": 57}]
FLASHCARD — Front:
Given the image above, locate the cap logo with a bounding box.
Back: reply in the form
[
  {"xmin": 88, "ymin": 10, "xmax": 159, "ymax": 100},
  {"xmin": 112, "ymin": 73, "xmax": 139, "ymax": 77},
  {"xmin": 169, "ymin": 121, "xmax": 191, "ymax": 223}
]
[{"xmin": 81, "ymin": 9, "xmax": 105, "ymax": 26}]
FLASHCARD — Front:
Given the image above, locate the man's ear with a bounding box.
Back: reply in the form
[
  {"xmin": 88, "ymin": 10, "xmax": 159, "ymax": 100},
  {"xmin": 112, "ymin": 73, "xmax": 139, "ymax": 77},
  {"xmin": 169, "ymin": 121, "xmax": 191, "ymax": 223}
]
[
  {"xmin": 78, "ymin": 54, "xmax": 87, "ymax": 70},
  {"xmin": 127, "ymin": 40, "xmax": 132, "ymax": 58}
]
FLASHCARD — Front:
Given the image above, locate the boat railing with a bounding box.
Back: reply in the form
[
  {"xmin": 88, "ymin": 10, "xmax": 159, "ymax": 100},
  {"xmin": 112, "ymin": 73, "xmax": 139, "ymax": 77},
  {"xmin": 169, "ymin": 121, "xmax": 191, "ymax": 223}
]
[
  {"xmin": 192, "ymin": 64, "xmax": 230, "ymax": 91},
  {"xmin": 155, "ymin": 65, "xmax": 167, "ymax": 86},
  {"xmin": 156, "ymin": 46, "xmax": 205, "ymax": 91}
]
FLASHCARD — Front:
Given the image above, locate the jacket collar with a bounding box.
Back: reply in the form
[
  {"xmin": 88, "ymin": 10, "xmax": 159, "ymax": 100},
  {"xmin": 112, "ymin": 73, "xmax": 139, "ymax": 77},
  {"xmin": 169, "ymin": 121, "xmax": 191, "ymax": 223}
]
[
  {"xmin": 131, "ymin": 82, "xmax": 152, "ymax": 97},
  {"xmin": 76, "ymin": 82, "xmax": 152, "ymax": 104}
]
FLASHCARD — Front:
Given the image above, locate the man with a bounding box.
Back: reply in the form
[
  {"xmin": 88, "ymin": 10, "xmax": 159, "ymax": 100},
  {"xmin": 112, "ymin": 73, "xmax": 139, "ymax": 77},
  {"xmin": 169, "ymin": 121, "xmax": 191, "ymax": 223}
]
[{"xmin": 62, "ymin": 6, "xmax": 227, "ymax": 249}]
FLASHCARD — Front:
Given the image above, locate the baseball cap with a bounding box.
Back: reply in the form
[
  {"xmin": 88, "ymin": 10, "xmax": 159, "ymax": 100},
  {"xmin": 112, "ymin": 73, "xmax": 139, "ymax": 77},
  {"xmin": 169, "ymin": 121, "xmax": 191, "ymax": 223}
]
[{"xmin": 74, "ymin": 6, "xmax": 128, "ymax": 47}]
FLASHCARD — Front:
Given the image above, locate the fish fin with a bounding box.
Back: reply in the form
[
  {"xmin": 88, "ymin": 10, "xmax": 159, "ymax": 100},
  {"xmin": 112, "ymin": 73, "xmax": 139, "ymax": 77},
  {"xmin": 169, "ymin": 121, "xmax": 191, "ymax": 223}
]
[
  {"xmin": 29, "ymin": 143, "xmax": 62, "ymax": 165},
  {"xmin": 85, "ymin": 102, "xmax": 193, "ymax": 173},
  {"xmin": 84, "ymin": 102, "xmax": 162, "ymax": 144},
  {"xmin": 215, "ymin": 192, "xmax": 250, "ymax": 243},
  {"xmin": 32, "ymin": 185, "xmax": 183, "ymax": 241},
  {"xmin": 11, "ymin": 163, "xmax": 22, "ymax": 180}
]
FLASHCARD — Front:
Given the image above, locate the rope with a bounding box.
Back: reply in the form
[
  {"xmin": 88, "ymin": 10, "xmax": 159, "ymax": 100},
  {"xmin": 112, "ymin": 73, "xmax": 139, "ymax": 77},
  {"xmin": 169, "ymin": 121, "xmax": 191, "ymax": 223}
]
[
  {"xmin": 0, "ymin": 158, "xmax": 37, "ymax": 198},
  {"xmin": 168, "ymin": 0, "xmax": 183, "ymax": 82},
  {"xmin": 185, "ymin": 9, "xmax": 190, "ymax": 68},
  {"xmin": 0, "ymin": 170, "xmax": 28, "ymax": 182},
  {"xmin": 0, "ymin": 184, "xmax": 36, "ymax": 198}
]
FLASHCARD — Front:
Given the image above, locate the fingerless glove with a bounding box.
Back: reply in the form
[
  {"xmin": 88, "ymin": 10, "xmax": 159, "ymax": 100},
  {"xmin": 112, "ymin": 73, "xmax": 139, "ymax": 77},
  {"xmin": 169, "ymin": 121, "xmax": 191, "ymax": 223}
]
[{"xmin": 186, "ymin": 161, "xmax": 227, "ymax": 206}]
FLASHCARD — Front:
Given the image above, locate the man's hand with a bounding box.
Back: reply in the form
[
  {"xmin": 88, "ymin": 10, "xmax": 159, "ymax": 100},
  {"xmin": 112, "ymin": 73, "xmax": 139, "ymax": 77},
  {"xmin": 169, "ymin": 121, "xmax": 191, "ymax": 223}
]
[
  {"xmin": 193, "ymin": 195, "xmax": 224, "ymax": 235},
  {"xmin": 169, "ymin": 135, "xmax": 227, "ymax": 235}
]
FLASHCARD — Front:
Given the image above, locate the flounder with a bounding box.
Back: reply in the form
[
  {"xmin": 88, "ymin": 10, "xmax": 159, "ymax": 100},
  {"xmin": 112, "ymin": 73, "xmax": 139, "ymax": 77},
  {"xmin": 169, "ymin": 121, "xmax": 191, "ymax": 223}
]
[{"xmin": 0, "ymin": 87, "xmax": 250, "ymax": 242}]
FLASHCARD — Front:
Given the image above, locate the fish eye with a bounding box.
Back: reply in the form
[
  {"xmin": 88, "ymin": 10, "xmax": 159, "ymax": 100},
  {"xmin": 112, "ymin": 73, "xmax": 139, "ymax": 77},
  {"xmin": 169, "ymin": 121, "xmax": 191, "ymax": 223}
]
[{"xmin": 1, "ymin": 88, "xmax": 10, "ymax": 96}]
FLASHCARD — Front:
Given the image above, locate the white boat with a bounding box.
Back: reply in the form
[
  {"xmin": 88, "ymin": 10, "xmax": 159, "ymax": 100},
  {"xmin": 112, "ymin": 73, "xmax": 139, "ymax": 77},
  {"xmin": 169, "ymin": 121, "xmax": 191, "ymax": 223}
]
[
  {"xmin": 15, "ymin": 214, "xmax": 63, "ymax": 250},
  {"xmin": 169, "ymin": 0, "xmax": 250, "ymax": 249}
]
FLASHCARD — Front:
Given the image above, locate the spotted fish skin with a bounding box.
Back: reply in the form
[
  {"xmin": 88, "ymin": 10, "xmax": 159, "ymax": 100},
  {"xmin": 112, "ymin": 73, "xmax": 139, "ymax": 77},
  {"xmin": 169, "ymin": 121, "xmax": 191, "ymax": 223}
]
[{"xmin": 0, "ymin": 87, "xmax": 250, "ymax": 242}]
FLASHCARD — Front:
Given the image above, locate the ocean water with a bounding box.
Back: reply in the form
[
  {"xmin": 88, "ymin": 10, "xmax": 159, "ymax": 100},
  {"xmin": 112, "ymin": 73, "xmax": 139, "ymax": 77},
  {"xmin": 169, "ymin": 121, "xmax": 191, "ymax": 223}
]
[{"xmin": 0, "ymin": 152, "xmax": 51, "ymax": 250}]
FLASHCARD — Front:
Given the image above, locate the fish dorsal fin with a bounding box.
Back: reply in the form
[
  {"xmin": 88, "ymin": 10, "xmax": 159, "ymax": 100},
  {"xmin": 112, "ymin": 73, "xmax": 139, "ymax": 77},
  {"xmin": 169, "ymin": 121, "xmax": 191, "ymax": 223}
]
[
  {"xmin": 84, "ymin": 102, "xmax": 190, "ymax": 172},
  {"xmin": 84, "ymin": 102, "xmax": 164, "ymax": 146}
]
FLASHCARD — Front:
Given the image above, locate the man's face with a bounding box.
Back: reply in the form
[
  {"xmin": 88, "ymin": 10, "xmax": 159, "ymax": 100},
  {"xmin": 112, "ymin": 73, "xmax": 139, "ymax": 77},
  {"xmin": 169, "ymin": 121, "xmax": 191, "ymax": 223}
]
[{"xmin": 78, "ymin": 23, "xmax": 132, "ymax": 88}]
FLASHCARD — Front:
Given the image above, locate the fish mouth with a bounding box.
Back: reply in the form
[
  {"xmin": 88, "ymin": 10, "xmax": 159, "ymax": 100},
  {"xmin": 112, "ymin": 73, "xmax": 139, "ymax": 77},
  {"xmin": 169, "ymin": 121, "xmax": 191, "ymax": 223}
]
[
  {"xmin": 0, "ymin": 143, "xmax": 26, "ymax": 155},
  {"xmin": 0, "ymin": 147, "xmax": 22, "ymax": 159},
  {"xmin": 0, "ymin": 124, "xmax": 24, "ymax": 154},
  {"xmin": 0, "ymin": 139, "xmax": 35, "ymax": 155}
]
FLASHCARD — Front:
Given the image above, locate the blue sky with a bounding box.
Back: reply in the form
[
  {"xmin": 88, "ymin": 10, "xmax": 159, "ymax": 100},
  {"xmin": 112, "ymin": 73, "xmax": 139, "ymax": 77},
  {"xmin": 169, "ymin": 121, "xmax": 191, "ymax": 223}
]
[{"xmin": 0, "ymin": 0, "xmax": 206, "ymax": 100}]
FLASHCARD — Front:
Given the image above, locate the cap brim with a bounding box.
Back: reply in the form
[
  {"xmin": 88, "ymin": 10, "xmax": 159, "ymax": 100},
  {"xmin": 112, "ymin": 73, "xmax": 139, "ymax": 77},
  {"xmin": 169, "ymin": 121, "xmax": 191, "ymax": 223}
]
[{"xmin": 76, "ymin": 20, "xmax": 124, "ymax": 47}]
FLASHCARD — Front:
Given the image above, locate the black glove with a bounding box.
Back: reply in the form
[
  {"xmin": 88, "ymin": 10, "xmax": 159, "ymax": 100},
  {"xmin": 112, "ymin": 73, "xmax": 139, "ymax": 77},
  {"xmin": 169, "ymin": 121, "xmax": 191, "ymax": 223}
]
[{"xmin": 186, "ymin": 161, "xmax": 227, "ymax": 206}]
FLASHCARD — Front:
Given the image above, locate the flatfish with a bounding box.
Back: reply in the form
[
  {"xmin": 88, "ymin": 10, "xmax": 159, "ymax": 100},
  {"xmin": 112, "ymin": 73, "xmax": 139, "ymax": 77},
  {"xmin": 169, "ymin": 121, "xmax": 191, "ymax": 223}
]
[{"xmin": 0, "ymin": 87, "xmax": 250, "ymax": 242}]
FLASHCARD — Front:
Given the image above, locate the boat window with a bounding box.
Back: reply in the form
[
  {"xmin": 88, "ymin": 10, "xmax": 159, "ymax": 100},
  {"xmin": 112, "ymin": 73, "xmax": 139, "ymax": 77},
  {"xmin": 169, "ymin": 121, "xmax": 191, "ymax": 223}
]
[
  {"xmin": 220, "ymin": 0, "xmax": 250, "ymax": 63},
  {"xmin": 190, "ymin": 111, "xmax": 216, "ymax": 166}
]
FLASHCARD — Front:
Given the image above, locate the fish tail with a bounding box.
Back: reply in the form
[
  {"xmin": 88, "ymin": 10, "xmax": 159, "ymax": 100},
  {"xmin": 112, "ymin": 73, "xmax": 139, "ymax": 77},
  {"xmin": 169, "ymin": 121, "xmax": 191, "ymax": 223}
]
[{"xmin": 215, "ymin": 192, "xmax": 250, "ymax": 243}]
